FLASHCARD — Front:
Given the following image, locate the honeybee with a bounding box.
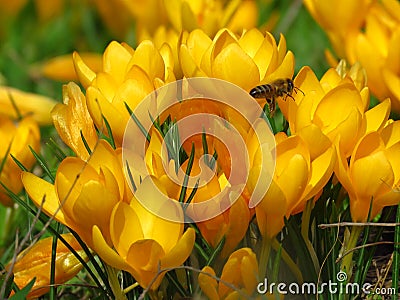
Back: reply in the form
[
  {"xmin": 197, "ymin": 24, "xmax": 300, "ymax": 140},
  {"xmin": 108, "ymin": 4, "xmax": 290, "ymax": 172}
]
[{"xmin": 249, "ymin": 78, "xmax": 304, "ymax": 116}]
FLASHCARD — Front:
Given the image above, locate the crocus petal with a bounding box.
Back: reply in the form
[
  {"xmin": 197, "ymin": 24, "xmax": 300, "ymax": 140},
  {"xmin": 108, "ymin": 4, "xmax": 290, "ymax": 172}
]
[
  {"xmin": 251, "ymin": 32, "xmax": 277, "ymax": 80},
  {"xmin": 87, "ymin": 140, "xmax": 125, "ymax": 199},
  {"xmin": 294, "ymin": 66, "xmax": 325, "ymax": 102},
  {"xmin": 0, "ymin": 87, "xmax": 56, "ymax": 126},
  {"xmin": 179, "ymin": 44, "xmax": 207, "ymax": 77},
  {"xmin": 181, "ymin": 1, "xmax": 198, "ymax": 32},
  {"xmin": 333, "ymin": 140, "xmax": 355, "ymax": 196},
  {"xmin": 237, "ymin": 29, "xmax": 265, "ymax": 59},
  {"xmin": 198, "ymin": 266, "xmax": 219, "ymax": 300},
  {"xmin": 351, "ymin": 132, "xmax": 384, "ymax": 163},
  {"xmin": 314, "ymin": 84, "xmax": 364, "ymax": 134},
  {"xmin": 92, "ymin": 72, "xmax": 118, "ymax": 102},
  {"xmin": 128, "ymin": 40, "xmax": 165, "ymax": 81},
  {"xmin": 381, "ymin": 120, "xmax": 400, "ymax": 149},
  {"xmin": 127, "ymin": 240, "xmax": 165, "ymax": 272},
  {"xmin": 351, "ymin": 151, "xmax": 394, "ymax": 199},
  {"xmin": 220, "ymin": 196, "xmax": 250, "ymax": 258},
  {"xmin": 160, "ymin": 227, "xmax": 195, "ymax": 269},
  {"xmin": 219, "ymin": 257, "xmax": 240, "ymax": 298},
  {"xmin": 263, "ymin": 50, "xmax": 295, "ymax": 85},
  {"xmin": 110, "ymin": 202, "xmax": 144, "ymax": 257},
  {"xmin": 279, "ymin": 155, "xmax": 309, "ymax": 214},
  {"xmin": 55, "ymin": 158, "xmax": 97, "ymax": 214},
  {"xmin": 385, "ymin": 142, "xmax": 400, "ymax": 184},
  {"xmin": 21, "ymin": 172, "xmax": 66, "ymax": 225},
  {"xmin": 356, "ymin": 34, "xmax": 389, "ymax": 99},
  {"xmin": 324, "ymin": 107, "xmax": 365, "ymax": 157},
  {"xmin": 72, "ymin": 175, "xmax": 118, "ymax": 246},
  {"xmin": 297, "ymin": 124, "xmax": 332, "ymax": 160},
  {"xmin": 86, "ymin": 86, "xmax": 128, "ymax": 143},
  {"xmin": 382, "ymin": 68, "xmax": 400, "ymax": 112},
  {"xmin": 133, "ymin": 177, "xmax": 184, "ymax": 251},
  {"xmin": 103, "ymin": 41, "xmax": 132, "ymax": 85},
  {"xmin": 92, "ymin": 225, "xmax": 129, "ymax": 271},
  {"xmin": 365, "ymin": 98, "xmax": 391, "ymax": 133},
  {"xmin": 300, "ymin": 146, "xmax": 336, "ymax": 209},
  {"xmin": 276, "ymin": 136, "xmax": 310, "ymax": 174},
  {"xmin": 375, "ymin": 189, "xmax": 400, "ymax": 207},
  {"xmin": 73, "ymin": 52, "xmax": 96, "ymax": 89},
  {"xmin": 320, "ymin": 68, "xmax": 342, "ymax": 92},
  {"xmin": 41, "ymin": 53, "xmax": 102, "ymax": 82},
  {"xmin": 123, "ymin": 67, "xmax": 155, "ymax": 105},
  {"xmin": 51, "ymin": 82, "xmax": 97, "ymax": 160},
  {"xmin": 212, "ymin": 42, "xmax": 260, "ymax": 91},
  {"xmin": 255, "ymin": 179, "xmax": 287, "ymax": 238}
]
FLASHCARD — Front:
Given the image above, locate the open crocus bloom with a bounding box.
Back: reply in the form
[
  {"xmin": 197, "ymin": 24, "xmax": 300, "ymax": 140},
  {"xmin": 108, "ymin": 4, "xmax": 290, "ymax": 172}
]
[
  {"xmin": 92, "ymin": 176, "xmax": 195, "ymax": 289},
  {"xmin": 335, "ymin": 120, "xmax": 400, "ymax": 222},
  {"xmin": 22, "ymin": 140, "xmax": 124, "ymax": 249},
  {"xmin": 73, "ymin": 40, "xmax": 175, "ymax": 145},
  {"xmin": 179, "ymin": 28, "xmax": 294, "ymax": 92}
]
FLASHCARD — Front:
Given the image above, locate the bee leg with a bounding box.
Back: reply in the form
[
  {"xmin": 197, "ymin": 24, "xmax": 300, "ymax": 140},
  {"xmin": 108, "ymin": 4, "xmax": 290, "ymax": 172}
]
[
  {"xmin": 283, "ymin": 92, "xmax": 295, "ymax": 101},
  {"xmin": 294, "ymin": 87, "xmax": 305, "ymax": 96},
  {"xmin": 266, "ymin": 97, "xmax": 276, "ymax": 117}
]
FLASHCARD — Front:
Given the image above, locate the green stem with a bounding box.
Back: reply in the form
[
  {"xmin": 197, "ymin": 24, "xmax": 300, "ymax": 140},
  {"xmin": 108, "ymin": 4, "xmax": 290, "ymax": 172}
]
[
  {"xmin": 340, "ymin": 225, "xmax": 363, "ymax": 279},
  {"xmin": 104, "ymin": 265, "xmax": 127, "ymax": 300},
  {"xmin": 272, "ymin": 239, "xmax": 303, "ymax": 284},
  {"xmin": 301, "ymin": 199, "xmax": 320, "ymax": 274},
  {"xmin": 0, "ymin": 206, "xmax": 15, "ymax": 256},
  {"xmin": 123, "ymin": 282, "xmax": 139, "ymax": 295},
  {"xmin": 259, "ymin": 236, "xmax": 272, "ymax": 280},
  {"xmin": 392, "ymin": 204, "xmax": 400, "ymax": 300}
]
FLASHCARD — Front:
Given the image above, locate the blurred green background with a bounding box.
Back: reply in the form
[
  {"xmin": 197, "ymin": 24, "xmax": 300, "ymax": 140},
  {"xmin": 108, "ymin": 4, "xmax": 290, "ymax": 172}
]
[{"xmin": 0, "ymin": 0, "xmax": 331, "ymax": 101}]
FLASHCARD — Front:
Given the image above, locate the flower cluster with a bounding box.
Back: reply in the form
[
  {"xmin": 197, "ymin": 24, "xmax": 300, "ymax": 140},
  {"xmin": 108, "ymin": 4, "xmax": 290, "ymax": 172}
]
[
  {"xmin": 1, "ymin": 1, "xmax": 400, "ymax": 299},
  {"xmin": 304, "ymin": 0, "xmax": 400, "ymax": 112}
]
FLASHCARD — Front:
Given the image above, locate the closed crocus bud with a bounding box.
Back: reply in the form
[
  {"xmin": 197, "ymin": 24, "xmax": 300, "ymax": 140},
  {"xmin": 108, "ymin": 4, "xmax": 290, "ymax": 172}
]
[
  {"xmin": 7, "ymin": 233, "xmax": 88, "ymax": 299},
  {"xmin": 0, "ymin": 116, "xmax": 40, "ymax": 206},
  {"xmin": 198, "ymin": 247, "xmax": 259, "ymax": 299},
  {"xmin": 52, "ymin": 82, "xmax": 98, "ymax": 160}
]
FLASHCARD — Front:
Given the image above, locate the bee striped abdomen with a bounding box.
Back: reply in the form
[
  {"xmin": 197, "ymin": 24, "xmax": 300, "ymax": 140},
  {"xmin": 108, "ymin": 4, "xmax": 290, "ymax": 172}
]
[{"xmin": 249, "ymin": 84, "xmax": 275, "ymax": 98}]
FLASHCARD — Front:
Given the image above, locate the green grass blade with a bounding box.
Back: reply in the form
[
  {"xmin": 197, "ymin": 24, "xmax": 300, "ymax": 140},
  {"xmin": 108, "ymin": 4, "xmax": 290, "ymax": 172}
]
[
  {"xmin": 165, "ymin": 272, "xmax": 188, "ymax": 298},
  {"xmin": 125, "ymin": 161, "xmax": 137, "ymax": 192},
  {"xmin": 46, "ymin": 138, "xmax": 68, "ymax": 161},
  {"xmin": 0, "ymin": 143, "xmax": 12, "ymax": 173},
  {"xmin": 29, "ymin": 146, "xmax": 55, "ymax": 183},
  {"xmin": 80, "ymin": 130, "xmax": 92, "ymax": 155},
  {"xmin": 124, "ymin": 102, "xmax": 150, "ymax": 142},
  {"xmin": 9, "ymin": 278, "xmax": 35, "ymax": 300},
  {"xmin": 102, "ymin": 115, "xmax": 115, "ymax": 149},
  {"xmin": 49, "ymin": 224, "xmax": 61, "ymax": 300},
  {"xmin": 178, "ymin": 143, "xmax": 195, "ymax": 204},
  {"xmin": 206, "ymin": 236, "xmax": 225, "ymax": 266},
  {"xmin": 10, "ymin": 155, "xmax": 28, "ymax": 172},
  {"xmin": 392, "ymin": 204, "xmax": 400, "ymax": 298}
]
